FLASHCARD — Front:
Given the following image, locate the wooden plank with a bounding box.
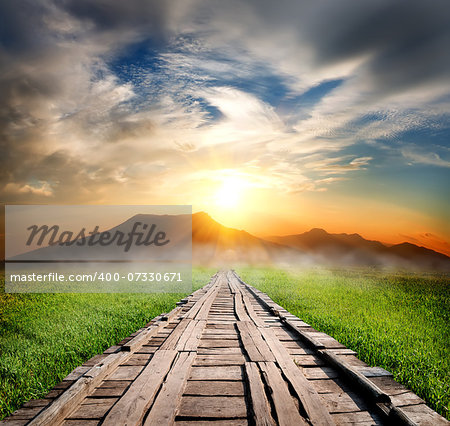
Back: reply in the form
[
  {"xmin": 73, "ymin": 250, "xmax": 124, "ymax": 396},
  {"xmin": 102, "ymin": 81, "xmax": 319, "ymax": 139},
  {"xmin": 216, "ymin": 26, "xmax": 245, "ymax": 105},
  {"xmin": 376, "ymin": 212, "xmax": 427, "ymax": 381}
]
[
  {"xmin": 207, "ymin": 320, "xmax": 237, "ymax": 325},
  {"xmin": 22, "ymin": 399, "xmax": 51, "ymax": 408},
  {"xmin": 5, "ymin": 407, "xmax": 46, "ymax": 420},
  {"xmin": 359, "ymin": 366, "xmax": 393, "ymax": 377},
  {"xmin": 245, "ymin": 362, "xmax": 274, "ymax": 426},
  {"xmin": 52, "ymin": 381, "xmax": 74, "ymax": 390},
  {"xmin": 227, "ymin": 271, "xmax": 240, "ymax": 294},
  {"xmin": 199, "ymin": 339, "xmax": 240, "ymax": 348},
  {"xmin": 282, "ymin": 320, "xmax": 326, "ymax": 349},
  {"xmin": 174, "ymin": 319, "xmax": 206, "ymax": 351},
  {"xmin": 189, "ymin": 366, "xmax": 243, "ymax": 381},
  {"xmin": 175, "ymin": 421, "xmax": 248, "ymax": 426},
  {"xmin": 197, "ymin": 347, "xmax": 243, "ymax": 356},
  {"xmin": 184, "ymin": 380, "xmax": 245, "ymax": 396},
  {"xmin": 66, "ymin": 398, "xmax": 117, "ymax": 420},
  {"xmin": 121, "ymin": 354, "xmax": 152, "ymax": 366},
  {"xmin": 315, "ymin": 336, "xmax": 346, "ymax": 349},
  {"xmin": 331, "ymin": 410, "xmax": 384, "ymax": 425},
  {"xmin": 320, "ymin": 391, "xmax": 368, "ymax": 413},
  {"xmin": 393, "ymin": 404, "xmax": 448, "ymax": 425},
  {"xmin": 328, "ymin": 348, "xmax": 357, "ymax": 356},
  {"xmin": 242, "ymin": 295, "xmax": 266, "ymax": 328},
  {"xmin": 194, "ymin": 355, "xmax": 245, "ymax": 366},
  {"xmin": 258, "ymin": 362, "xmax": 308, "ymax": 426},
  {"xmin": 102, "ymin": 350, "xmax": 177, "ymax": 426},
  {"xmin": 319, "ymin": 350, "xmax": 390, "ymax": 404},
  {"xmin": 292, "ymin": 354, "xmax": 325, "ymax": 367},
  {"xmin": 234, "ymin": 293, "xmax": 249, "ymax": 321},
  {"xmin": 368, "ymin": 376, "xmax": 409, "ymax": 395},
  {"xmin": 63, "ymin": 367, "xmax": 91, "ymax": 381},
  {"xmin": 303, "ymin": 367, "xmax": 339, "ymax": 380},
  {"xmin": 97, "ymin": 380, "xmax": 132, "ymax": 389},
  {"xmin": 283, "ymin": 341, "xmax": 314, "ymax": 349},
  {"xmin": 144, "ymin": 351, "xmax": 196, "ymax": 425},
  {"xmin": 91, "ymin": 387, "xmax": 127, "ymax": 397},
  {"xmin": 183, "ymin": 320, "xmax": 208, "ymax": 351},
  {"xmin": 195, "ymin": 288, "xmax": 220, "ymax": 320},
  {"xmin": 135, "ymin": 345, "xmax": 157, "ymax": 354},
  {"xmin": 335, "ymin": 355, "xmax": 367, "ymax": 368},
  {"xmin": 208, "ymin": 315, "xmax": 236, "ymax": 320},
  {"xmin": 205, "ymin": 323, "xmax": 236, "ymax": 330},
  {"xmin": 287, "ymin": 347, "xmax": 315, "ymax": 356},
  {"xmin": 28, "ymin": 351, "xmax": 128, "ymax": 426},
  {"xmin": 390, "ymin": 392, "xmax": 424, "ymax": 407},
  {"xmin": 202, "ymin": 329, "xmax": 238, "ymax": 336},
  {"xmin": 103, "ymin": 345, "xmax": 121, "ymax": 353},
  {"xmin": 122, "ymin": 322, "xmax": 164, "ymax": 352},
  {"xmin": 199, "ymin": 334, "xmax": 239, "ymax": 340},
  {"xmin": 310, "ymin": 379, "xmax": 351, "ymax": 395},
  {"xmin": 1, "ymin": 419, "xmax": 29, "ymax": 425},
  {"xmin": 159, "ymin": 318, "xmax": 191, "ymax": 350},
  {"xmin": 236, "ymin": 321, "xmax": 275, "ymax": 362},
  {"xmin": 185, "ymin": 276, "xmax": 219, "ymax": 320},
  {"xmin": 177, "ymin": 396, "xmax": 247, "ymax": 418},
  {"xmin": 260, "ymin": 327, "xmax": 335, "ymax": 426},
  {"xmin": 106, "ymin": 365, "xmax": 143, "ymax": 381}
]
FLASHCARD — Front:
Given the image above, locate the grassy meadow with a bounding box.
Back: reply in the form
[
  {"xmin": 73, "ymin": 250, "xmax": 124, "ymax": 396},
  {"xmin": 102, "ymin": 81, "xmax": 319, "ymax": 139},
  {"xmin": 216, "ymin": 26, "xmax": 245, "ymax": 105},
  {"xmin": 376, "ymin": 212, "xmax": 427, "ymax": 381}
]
[
  {"xmin": 237, "ymin": 266, "xmax": 450, "ymax": 420},
  {"xmin": 0, "ymin": 266, "xmax": 448, "ymax": 420}
]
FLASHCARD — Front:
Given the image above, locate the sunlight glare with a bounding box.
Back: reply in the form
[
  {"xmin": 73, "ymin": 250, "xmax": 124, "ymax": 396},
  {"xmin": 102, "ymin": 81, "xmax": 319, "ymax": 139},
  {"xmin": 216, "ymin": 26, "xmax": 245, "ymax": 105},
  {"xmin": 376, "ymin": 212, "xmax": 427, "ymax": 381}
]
[{"xmin": 215, "ymin": 176, "xmax": 245, "ymax": 208}]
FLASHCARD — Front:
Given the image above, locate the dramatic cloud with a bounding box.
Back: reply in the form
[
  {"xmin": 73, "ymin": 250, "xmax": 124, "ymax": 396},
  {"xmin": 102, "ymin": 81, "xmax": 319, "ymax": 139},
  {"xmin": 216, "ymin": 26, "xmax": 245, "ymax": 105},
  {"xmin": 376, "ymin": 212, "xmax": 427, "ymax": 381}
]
[{"xmin": 0, "ymin": 0, "xmax": 449, "ymax": 250}]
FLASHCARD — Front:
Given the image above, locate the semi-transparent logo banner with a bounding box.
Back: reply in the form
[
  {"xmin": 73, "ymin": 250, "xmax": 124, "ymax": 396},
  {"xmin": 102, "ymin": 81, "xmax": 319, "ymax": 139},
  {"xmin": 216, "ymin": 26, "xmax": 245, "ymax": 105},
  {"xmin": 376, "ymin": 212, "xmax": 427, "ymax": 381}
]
[{"xmin": 5, "ymin": 205, "xmax": 192, "ymax": 293}]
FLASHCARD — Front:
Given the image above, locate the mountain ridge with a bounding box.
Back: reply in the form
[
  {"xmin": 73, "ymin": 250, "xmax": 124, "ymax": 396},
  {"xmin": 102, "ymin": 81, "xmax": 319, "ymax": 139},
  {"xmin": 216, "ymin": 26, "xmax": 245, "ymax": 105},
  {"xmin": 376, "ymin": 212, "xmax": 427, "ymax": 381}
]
[
  {"xmin": 192, "ymin": 212, "xmax": 450, "ymax": 270},
  {"xmin": 3, "ymin": 211, "xmax": 449, "ymax": 271}
]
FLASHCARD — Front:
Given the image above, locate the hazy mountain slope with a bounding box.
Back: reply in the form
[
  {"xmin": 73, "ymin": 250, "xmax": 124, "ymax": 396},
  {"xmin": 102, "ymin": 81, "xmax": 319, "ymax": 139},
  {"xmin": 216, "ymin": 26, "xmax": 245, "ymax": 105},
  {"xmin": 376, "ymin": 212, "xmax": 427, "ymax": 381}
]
[{"xmin": 266, "ymin": 228, "xmax": 450, "ymax": 270}]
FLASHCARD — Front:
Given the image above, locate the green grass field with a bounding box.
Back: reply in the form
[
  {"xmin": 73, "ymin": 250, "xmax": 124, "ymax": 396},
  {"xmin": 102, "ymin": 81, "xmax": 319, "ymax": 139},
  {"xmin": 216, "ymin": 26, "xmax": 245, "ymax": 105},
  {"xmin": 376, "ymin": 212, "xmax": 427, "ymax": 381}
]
[
  {"xmin": 1, "ymin": 266, "xmax": 449, "ymax": 420},
  {"xmin": 237, "ymin": 266, "xmax": 450, "ymax": 420}
]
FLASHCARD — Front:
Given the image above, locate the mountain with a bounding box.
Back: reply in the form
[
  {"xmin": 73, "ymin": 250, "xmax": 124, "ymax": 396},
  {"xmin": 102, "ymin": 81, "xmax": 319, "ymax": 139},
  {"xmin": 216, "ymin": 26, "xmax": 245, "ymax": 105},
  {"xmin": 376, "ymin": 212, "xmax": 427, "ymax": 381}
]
[
  {"xmin": 265, "ymin": 228, "xmax": 450, "ymax": 271},
  {"xmin": 192, "ymin": 212, "xmax": 294, "ymax": 264},
  {"xmin": 267, "ymin": 228, "xmax": 386, "ymax": 257},
  {"xmin": 192, "ymin": 214, "xmax": 450, "ymax": 270}
]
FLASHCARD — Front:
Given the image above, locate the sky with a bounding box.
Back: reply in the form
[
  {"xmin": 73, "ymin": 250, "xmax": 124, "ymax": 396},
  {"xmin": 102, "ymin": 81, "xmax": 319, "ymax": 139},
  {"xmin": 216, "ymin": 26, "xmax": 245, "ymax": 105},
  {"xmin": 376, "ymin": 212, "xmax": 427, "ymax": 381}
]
[{"xmin": 0, "ymin": 0, "xmax": 449, "ymax": 255}]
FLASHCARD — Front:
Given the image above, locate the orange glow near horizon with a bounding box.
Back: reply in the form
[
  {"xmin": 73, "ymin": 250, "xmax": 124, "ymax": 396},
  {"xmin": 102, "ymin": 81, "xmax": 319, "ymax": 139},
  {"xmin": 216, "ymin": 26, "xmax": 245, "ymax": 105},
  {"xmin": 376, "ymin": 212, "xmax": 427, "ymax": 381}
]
[{"xmin": 194, "ymin": 185, "xmax": 450, "ymax": 257}]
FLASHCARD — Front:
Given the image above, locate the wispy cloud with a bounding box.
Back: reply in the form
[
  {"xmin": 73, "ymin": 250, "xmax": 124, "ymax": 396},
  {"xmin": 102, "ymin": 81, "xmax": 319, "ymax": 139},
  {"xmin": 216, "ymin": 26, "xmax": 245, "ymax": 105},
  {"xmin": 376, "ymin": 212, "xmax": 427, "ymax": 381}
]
[
  {"xmin": 402, "ymin": 147, "xmax": 450, "ymax": 168},
  {"xmin": 304, "ymin": 156, "xmax": 373, "ymax": 174}
]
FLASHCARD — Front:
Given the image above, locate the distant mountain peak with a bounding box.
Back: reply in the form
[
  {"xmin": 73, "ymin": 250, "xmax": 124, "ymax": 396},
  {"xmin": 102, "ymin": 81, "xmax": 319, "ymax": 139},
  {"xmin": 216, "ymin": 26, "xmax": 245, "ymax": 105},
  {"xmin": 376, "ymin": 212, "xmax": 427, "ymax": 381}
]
[
  {"xmin": 308, "ymin": 228, "xmax": 329, "ymax": 235},
  {"xmin": 193, "ymin": 211, "xmax": 211, "ymax": 218}
]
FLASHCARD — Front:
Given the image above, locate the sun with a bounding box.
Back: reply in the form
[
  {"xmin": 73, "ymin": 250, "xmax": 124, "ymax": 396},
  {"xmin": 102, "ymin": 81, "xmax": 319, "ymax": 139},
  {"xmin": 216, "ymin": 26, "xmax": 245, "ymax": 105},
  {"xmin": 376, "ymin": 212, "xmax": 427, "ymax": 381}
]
[{"xmin": 214, "ymin": 176, "xmax": 245, "ymax": 208}]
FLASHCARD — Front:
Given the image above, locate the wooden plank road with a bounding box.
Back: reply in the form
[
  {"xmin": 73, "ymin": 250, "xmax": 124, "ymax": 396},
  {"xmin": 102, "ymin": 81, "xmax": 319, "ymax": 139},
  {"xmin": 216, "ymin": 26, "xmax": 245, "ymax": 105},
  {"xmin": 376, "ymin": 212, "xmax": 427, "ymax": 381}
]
[{"xmin": 2, "ymin": 271, "xmax": 448, "ymax": 425}]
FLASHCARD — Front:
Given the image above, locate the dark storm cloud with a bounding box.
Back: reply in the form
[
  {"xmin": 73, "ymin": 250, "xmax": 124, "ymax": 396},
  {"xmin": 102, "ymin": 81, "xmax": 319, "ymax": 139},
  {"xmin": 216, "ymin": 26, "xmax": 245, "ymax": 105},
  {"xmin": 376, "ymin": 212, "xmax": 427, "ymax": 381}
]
[
  {"xmin": 309, "ymin": 0, "xmax": 450, "ymax": 92},
  {"xmin": 222, "ymin": 0, "xmax": 450, "ymax": 93},
  {"xmin": 60, "ymin": 0, "xmax": 172, "ymax": 35},
  {"xmin": 0, "ymin": 0, "xmax": 50, "ymax": 54}
]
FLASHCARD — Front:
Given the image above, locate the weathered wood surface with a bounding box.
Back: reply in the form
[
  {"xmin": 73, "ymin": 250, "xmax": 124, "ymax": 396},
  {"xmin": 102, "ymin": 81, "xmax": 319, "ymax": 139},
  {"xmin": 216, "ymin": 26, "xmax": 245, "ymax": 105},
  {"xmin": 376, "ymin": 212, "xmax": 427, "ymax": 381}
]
[{"xmin": 2, "ymin": 270, "xmax": 448, "ymax": 426}]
